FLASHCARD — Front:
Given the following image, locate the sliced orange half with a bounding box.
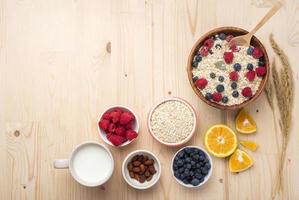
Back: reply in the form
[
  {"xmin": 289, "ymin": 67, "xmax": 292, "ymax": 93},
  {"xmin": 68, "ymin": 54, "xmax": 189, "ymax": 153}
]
[
  {"xmin": 235, "ymin": 109, "xmax": 257, "ymax": 134},
  {"xmin": 240, "ymin": 140, "xmax": 258, "ymax": 152},
  {"xmin": 229, "ymin": 149, "xmax": 253, "ymax": 173},
  {"xmin": 204, "ymin": 124, "xmax": 238, "ymax": 158}
]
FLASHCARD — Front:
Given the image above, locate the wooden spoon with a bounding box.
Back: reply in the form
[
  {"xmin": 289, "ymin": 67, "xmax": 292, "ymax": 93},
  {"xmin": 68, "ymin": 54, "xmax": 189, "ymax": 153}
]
[{"xmin": 229, "ymin": 1, "xmax": 282, "ymax": 47}]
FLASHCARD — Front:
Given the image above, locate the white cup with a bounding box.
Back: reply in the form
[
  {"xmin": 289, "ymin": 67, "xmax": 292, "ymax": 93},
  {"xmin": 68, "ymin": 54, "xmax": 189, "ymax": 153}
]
[{"xmin": 53, "ymin": 141, "xmax": 114, "ymax": 187}]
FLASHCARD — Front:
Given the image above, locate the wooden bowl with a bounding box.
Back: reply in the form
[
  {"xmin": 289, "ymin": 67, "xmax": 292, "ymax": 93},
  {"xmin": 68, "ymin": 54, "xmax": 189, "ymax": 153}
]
[{"xmin": 187, "ymin": 27, "xmax": 269, "ymax": 110}]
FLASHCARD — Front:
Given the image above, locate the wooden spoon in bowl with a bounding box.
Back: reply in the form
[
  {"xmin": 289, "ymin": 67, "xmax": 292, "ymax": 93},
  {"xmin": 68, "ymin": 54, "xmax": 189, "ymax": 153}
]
[{"xmin": 228, "ymin": 1, "xmax": 282, "ymax": 47}]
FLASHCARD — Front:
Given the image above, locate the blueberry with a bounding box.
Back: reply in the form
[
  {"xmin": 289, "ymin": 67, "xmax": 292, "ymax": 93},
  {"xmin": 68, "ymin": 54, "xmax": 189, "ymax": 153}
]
[
  {"xmin": 205, "ymin": 163, "xmax": 211, "ymax": 170},
  {"xmin": 198, "ymin": 151, "xmax": 205, "ymax": 157},
  {"xmin": 195, "ymin": 173, "xmax": 203, "ymax": 179},
  {"xmin": 215, "ymin": 44, "xmax": 222, "ymax": 49},
  {"xmin": 190, "ymin": 161, "xmax": 196, "ymax": 166},
  {"xmin": 218, "ymin": 76, "xmax": 224, "ymax": 82},
  {"xmin": 184, "ymin": 148, "xmax": 192, "ymax": 154},
  {"xmin": 190, "ymin": 171, "xmax": 194, "ymax": 177},
  {"xmin": 179, "ymin": 168, "xmax": 184, "ymax": 173},
  {"xmin": 183, "ymin": 171, "xmax": 189, "ymax": 178},
  {"xmin": 193, "ymin": 154, "xmax": 200, "ymax": 161},
  {"xmin": 247, "ymin": 47, "xmax": 254, "ymax": 55},
  {"xmin": 192, "ymin": 60, "xmax": 198, "ymax": 68},
  {"xmin": 186, "ymin": 157, "xmax": 192, "ymax": 162},
  {"xmin": 201, "ymin": 168, "xmax": 209, "ymax": 175},
  {"xmin": 186, "ymin": 164, "xmax": 192, "ymax": 169},
  {"xmin": 204, "ymin": 158, "xmax": 209, "ymax": 164},
  {"xmin": 221, "ymin": 96, "xmax": 228, "ymax": 103},
  {"xmin": 233, "ymin": 63, "xmax": 241, "ymax": 71},
  {"xmin": 232, "ymin": 90, "xmax": 239, "ymax": 98},
  {"xmin": 195, "ymin": 55, "xmax": 202, "ymax": 62},
  {"xmin": 247, "ymin": 63, "xmax": 254, "ymax": 71},
  {"xmin": 258, "ymin": 57, "xmax": 265, "ymax": 66},
  {"xmin": 192, "ymin": 76, "xmax": 198, "ymax": 82},
  {"xmin": 173, "ymin": 164, "xmax": 178, "ymax": 170},
  {"xmin": 191, "ymin": 178, "xmax": 200, "ymax": 186},
  {"xmin": 180, "ymin": 174, "xmax": 185, "ymax": 180},
  {"xmin": 199, "ymin": 155, "xmax": 205, "ymax": 161},
  {"xmin": 205, "ymin": 92, "xmax": 213, "ymax": 100},
  {"xmin": 210, "ymin": 72, "xmax": 216, "ymax": 79},
  {"xmin": 219, "ymin": 33, "xmax": 226, "ymax": 40},
  {"xmin": 177, "ymin": 160, "xmax": 184, "ymax": 167},
  {"xmin": 177, "ymin": 151, "xmax": 184, "ymax": 158},
  {"xmin": 183, "ymin": 179, "xmax": 189, "ymax": 184},
  {"xmin": 198, "ymin": 177, "xmax": 205, "ymax": 184},
  {"xmin": 231, "ymin": 82, "xmax": 237, "ymax": 89},
  {"xmin": 216, "ymin": 84, "xmax": 224, "ymax": 92}
]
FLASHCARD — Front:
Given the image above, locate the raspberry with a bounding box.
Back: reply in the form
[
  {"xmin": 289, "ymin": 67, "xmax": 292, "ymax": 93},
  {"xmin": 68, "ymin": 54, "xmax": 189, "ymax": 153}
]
[
  {"xmin": 229, "ymin": 71, "xmax": 239, "ymax": 81},
  {"xmin": 199, "ymin": 46, "xmax": 209, "ymax": 57},
  {"xmin": 108, "ymin": 123, "xmax": 116, "ymax": 133},
  {"xmin": 120, "ymin": 112, "xmax": 135, "ymax": 125},
  {"xmin": 242, "ymin": 87, "xmax": 252, "ymax": 97},
  {"xmin": 252, "ymin": 48, "xmax": 263, "ymax": 59},
  {"xmin": 106, "ymin": 132, "xmax": 113, "ymax": 140},
  {"xmin": 223, "ymin": 52, "xmax": 234, "ymax": 64},
  {"xmin": 126, "ymin": 130, "xmax": 138, "ymax": 140},
  {"xmin": 226, "ymin": 34, "xmax": 234, "ymax": 42},
  {"xmin": 245, "ymin": 70, "xmax": 256, "ymax": 82},
  {"xmin": 230, "ymin": 44, "xmax": 238, "ymax": 52},
  {"xmin": 108, "ymin": 134, "xmax": 124, "ymax": 146},
  {"xmin": 102, "ymin": 112, "xmax": 111, "ymax": 120},
  {"xmin": 126, "ymin": 122, "xmax": 133, "ymax": 130},
  {"xmin": 98, "ymin": 119, "xmax": 110, "ymax": 131},
  {"xmin": 204, "ymin": 38, "xmax": 214, "ymax": 49},
  {"xmin": 110, "ymin": 111, "xmax": 121, "ymax": 123},
  {"xmin": 212, "ymin": 92, "xmax": 222, "ymax": 102},
  {"xmin": 195, "ymin": 78, "xmax": 208, "ymax": 89},
  {"xmin": 256, "ymin": 67, "xmax": 267, "ymax": 77},
  {"xmin": 115, "ymin": 126, "xmax": 126, "ymax": 137}
]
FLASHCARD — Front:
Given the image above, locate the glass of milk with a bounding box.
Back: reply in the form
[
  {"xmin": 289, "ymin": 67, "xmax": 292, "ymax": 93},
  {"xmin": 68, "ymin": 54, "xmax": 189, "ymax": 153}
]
[{"xmin": 53, "ymin": 141, "xmax": 114, "ymax": 187}]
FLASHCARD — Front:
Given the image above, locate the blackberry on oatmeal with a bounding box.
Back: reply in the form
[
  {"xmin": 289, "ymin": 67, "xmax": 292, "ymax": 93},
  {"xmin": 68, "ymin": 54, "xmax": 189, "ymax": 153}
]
[{"xmin": 191, "ymin": 32, "xmax": 267, "ymax": 106}]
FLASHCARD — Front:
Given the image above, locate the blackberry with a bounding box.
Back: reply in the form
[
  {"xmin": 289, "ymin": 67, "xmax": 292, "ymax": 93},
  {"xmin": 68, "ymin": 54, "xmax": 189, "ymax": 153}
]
[
  {"xmin": 216, "ymin": 84, "xmax": 224, "ymax": 92},
  {"xmin": 233, "ymin": 63, "xmax": 241, "ymax": 71},
  {"xmin": 247, "ymin": 63, "xmax": 254, "ymax": 71},
  {"xmin": 247, "ymin": 47, "xmax": 254, "ymax": 55},
  {"xmin": 195, "ymin": 55, "xmax": 202, "ymax": 62},
  {"xmin": 192, "ymin": 60, "xmax": 198, "ymax": 68},
  {"xmin": 231, "ymin": 82, "xmax": 237, "ymax": 89},
  {"xmin": 221, "ymin": 96, "xmax": 228, "ymax": 103},
  {"xmin": 219, "ymin": 33, "xmax": 226, "ymax": 40},
  {"xmin": 215, "ymin": 44, "xmax": 222, "ymax": 49},
  {"xmin": 205, "ymin": 92, "xmax": 213, "ymax": 100},
  {"xmin": 232, "ymin": 90, "xmax": 239, "ymax": 98}
]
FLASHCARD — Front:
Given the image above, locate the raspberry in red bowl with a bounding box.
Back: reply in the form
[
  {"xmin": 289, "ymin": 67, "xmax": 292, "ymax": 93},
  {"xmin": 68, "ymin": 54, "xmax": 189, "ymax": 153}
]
[
  {"xmin": 187, "ymin": 27, "xmax": 269, "ymax": 110},
  {"xmin": 98, "ymin": 105, "xmax": 139, "ymax": 147}
]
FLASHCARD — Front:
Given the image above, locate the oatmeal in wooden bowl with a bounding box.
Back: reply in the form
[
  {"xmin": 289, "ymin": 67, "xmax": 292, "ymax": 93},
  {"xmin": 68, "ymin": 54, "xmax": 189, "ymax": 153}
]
[{"xmin": 187, "ymin": 27, "xmax": 269, "ymax": 110}]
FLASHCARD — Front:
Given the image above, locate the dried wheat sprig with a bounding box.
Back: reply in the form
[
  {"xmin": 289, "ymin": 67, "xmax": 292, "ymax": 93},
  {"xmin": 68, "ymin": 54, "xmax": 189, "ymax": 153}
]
[{"xmin": 265, "ymin": 65, "xmax": 274, "ymax": 109}]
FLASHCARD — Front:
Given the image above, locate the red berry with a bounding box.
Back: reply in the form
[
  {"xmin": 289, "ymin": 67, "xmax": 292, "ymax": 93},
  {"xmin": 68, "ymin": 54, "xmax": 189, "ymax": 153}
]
[
  {"xmin": 252, "ymin": 48, "xmax": 263, "ymax": 59},
  {"xmin": 108, "ymin": 123, "xmax": 116, "ymax": 133},
  {"xmin": 108, "ymin": 134, "xmax": 124, "ymax": 146},
  {"xmin": 126, "ymin": 130, "xmax": 138, "ymax": 140},
  {"xmin": 245, "ymin": 70, "xmax": 256, "ymax": 82},
  {"xmin": 126, "ymin": 122, "xmax": 133, "ymax": 130},
  {"xmin": 242, "ymin": 87, "xmax": 252, "ymax": 97},
  {"xmin": 115, "ymin": 126, "xmax": 126, "ymax": 137},
  {"xmin": 195, "ymin": 78, "xmax": 208, "ymax": 89},
  {"xmin": 98, "ymin": 119, "xmax": 110, "ymax": 131},
  {"xmin": 110, "ymin": 111, "xmax": 121, "ymax": 123},
  {"xmin": 102, "ymin": 112, "xmax": 111, "ymax": 120},
  {"xmin": 226, "ymin": 34, "xmax": 234, "ymax": 42},
  {"xmin": 223, "ymin": 52, "xmax": 234, "ymax": 64},
  {"xmin": 106, "ymin": 132, "xmax": 113, "ymax": 140},
  {"xmin": 204, "ymin": 38, "xmax": 214, "ymax": 49},
  {"xmin": 229, "ymin": 71, "xmax": 239, "ymax": 81},
  {"xmin": 199, "ymin": 46, "xmax": 209, "ymax": 57},
  {"xmin": 256, "ymin": 67, "xmax": 267, "ymax": 77},
  {"xmin": 120, "ymin": 112, "xmax": 135, "ymax": 125},
  {"xmin": 212, "ymin": 92, "xmax": 222, "ymax": 102},
  {"xmin": 230, "ymin": 44, "xmax": 238, "ymax": 52}
]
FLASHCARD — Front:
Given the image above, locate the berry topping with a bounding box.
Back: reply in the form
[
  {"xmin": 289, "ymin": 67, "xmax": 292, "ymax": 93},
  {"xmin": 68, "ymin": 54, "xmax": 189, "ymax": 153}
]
[
  {"xmin": 226, "ymin": 34, "xmax": 234, "ymax": 42},
  {"xmin": 242, "ymin": 87, "xmax": 253, "ymax": 97},
  {"xmin": 218, "ymin": 76, "xmax": 224, "ymax": 82},
  {"xmin": 126, "ymin": 130, "xmax": 138, "ymax": 140},
  {"xmin": 195, "ymin": 55, "xmax": 202, "ymax": 62},
  {"xmin": 205, "ymin": 92, "xmax": 213, "ymax": 100},
  {"xmin": 200, "ymin": 46, "xmax": 209, "ymax": 57},
  {"xmin": 110, "ymin": 111, "xmax": 121, "ymax": 123},
  {"xmin": 229, "ymin": 71, "xmax": 239, "ymax": 81},
  {"xmin": 192, "ymin": 60, "xmax": 198, "ymax": 68},
  {"xmin": 258, "ymin": 58, "xmax": 265, "ymax": 66},
  {"xmin": 99, "ymin": 119, "xmax": 110, "ymax": 131},
  {"xmin": 247, "ymin": 63, "xmax": 254, "ymax": 71},
  {"xmin": 256, "ymin": 67, "xmax": 267, "ymax": 77},
  {"xmin": 223, "ymin": 52, "xmax": 234, "ymax": 64},
  {"xmin": 247, "ymin": 47, "xmax": 254, "ymax": 55},
  {"xmin": 215, "ymin": 44, "xmax": 222, "ymax": 49},
  {"xmin": 231, "ymin": 82, "xmax": 237, "ymax": 89},
  {"xmin": 108, "ymin": 123, "xmax": 116, "ymax": 133},
  {"xmin": 195, "ymin": 78, "xmax": 208, "ymax": 89},
  {"xmin": 115, "ymin": 126, "xmax": 126, "ymax": 137},
  {"xmin": 108, "ymin": 135, "xmax": 125, "ymax": 146},
  {"xmin": 233, "ymin": 63, "xmax": 241, "ymax": 71},
  {"xmin": 230, "ymin": 44, "xmax": 238, "ymax": 52},
  {"xmin": 120, "ymin": 112, "xmax": 135, "ymax": 125},
  {"xmin": 192, "ymin": 76, "xmax": 198, "ymax": 82},
  {"xmin": 252, "ymin": 47, "xmax": 263, "ymax": 59},
  {"xmin": 210, "ymin": 73, "xmax": 216, "ymax": 79},
  {"xmin": 212, "ymin": 92, "xmax": 222, "ymax": 102},
  {"xmin": 221, "ymin": 96, "xmax": 229, "ymax": 103},
  {"xmin": 245, "ymin": 70, "xmax": 256, "ymax": 82},
  {"xmin": 219, "ymin": 33, "xmax": 226, "ymax": 40},
  {"xmin": 232, "ymin": 91, "xmax": 239, "ymax": 98},
  {"xmin": 216, "ymin": 84, "xmax": 225, "ymax": 92},
  {"xmin": 204, "ymin": 38, "xmax": 214, "ymax": 49},
  {"xmin": 102, "ymin": 112, "xmax": 111, "ymax": 120}
]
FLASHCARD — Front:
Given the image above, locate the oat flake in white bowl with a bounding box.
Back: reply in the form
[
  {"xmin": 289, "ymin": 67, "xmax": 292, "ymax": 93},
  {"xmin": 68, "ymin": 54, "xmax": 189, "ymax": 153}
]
[{"xmin": 148, "ymin": 98, "xmax": 197, "ymax": 146}]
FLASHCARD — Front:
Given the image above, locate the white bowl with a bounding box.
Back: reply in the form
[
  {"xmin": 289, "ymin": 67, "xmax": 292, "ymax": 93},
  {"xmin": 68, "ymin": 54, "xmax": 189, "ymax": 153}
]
[
  {"xmin": 97, "ymin": 105, "xmax": 139, "ymax": 147},
  {"xmin": 147, "ymin": 97, "xmax": 197, "ymax": 147},
  {"xmin": 171, "ymin": 146, "xmax": 213, "ymax": 188},
  {"xmin": 122, "ymin": 150, "xmax": 161, "ymax": 190}
]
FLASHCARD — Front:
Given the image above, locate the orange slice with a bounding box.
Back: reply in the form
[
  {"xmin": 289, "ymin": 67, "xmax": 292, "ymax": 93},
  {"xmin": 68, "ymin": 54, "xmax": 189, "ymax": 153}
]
[
  {"xmin": 235, "ymin": 109, "xmax": 257, "ymax": 134},
  {"xmin": 240, "ymin": 140, "xmax": 258, "ymax": 152},
  {"xmin": 229, "ymin": 149, "xmax": 253, "ymax": 173},
  {"xmin": 204, "ymin": 124, "xmax": 238, "ymax": 158}
]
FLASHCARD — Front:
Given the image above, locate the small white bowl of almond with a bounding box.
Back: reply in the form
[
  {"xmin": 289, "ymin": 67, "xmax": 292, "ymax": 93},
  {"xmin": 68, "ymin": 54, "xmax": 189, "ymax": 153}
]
[{"xmin": 147, "ymin": 97, "xmax": 197, "ymax": 147}]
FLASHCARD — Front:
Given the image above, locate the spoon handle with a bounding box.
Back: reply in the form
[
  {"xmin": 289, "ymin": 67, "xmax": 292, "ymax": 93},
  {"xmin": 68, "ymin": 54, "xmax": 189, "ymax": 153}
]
[{"xmin": 249, "ymin": 1, "xmax": 283, "ymax": 36}]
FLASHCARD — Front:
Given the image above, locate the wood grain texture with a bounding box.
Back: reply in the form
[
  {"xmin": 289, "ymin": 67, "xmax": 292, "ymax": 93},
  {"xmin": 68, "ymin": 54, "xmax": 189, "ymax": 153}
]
[{"xmin": 0, "ymin": 0, "xmax": 298, "ymax": 199}]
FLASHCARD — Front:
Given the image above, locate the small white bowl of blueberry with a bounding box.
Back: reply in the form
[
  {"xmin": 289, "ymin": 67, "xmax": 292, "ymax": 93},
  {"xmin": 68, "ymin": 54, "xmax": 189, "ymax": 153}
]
[{"xmin": 171, "ymin": 146, "xmax": 213, "ymax": 188}]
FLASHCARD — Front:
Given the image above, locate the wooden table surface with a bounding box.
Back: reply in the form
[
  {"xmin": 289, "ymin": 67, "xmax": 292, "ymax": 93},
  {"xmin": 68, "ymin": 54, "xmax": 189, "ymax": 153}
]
[{"xmin": 1, "ymin": 0, "xmax": 298, "ymax": 199}]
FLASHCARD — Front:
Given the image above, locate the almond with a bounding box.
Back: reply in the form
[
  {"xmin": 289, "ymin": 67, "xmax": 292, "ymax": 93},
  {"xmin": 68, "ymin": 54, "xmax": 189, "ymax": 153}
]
[
  {"xmin": 146, "ymin": 175, "xmax": 153, "ymax": 181},
  {"xmin": 127, "ymin": 163, "xmax": 133, "ymax": 171},
  {"xmin": 140, "ymin": 164, "xmax": 145, "ymax": 173},
  {"xmin": 132, "ymin": 167, "xmax": 140, "ymax": 173},
  {"xmin": 148, "ymin": 165, "xmax": 156, "ymax": 174},
  {"xmin": 133, "ymin": 161, "xmax": 141, "ymax": 167},
  {"xmin": 129, "ymin": 171, "xmax": 135, "ymax": 178},
  {"xmin": 131, "ymin": 155, "xmax": 139, "ymax": 162},
  {"xmin": 144, "ymin": 159, "xmax": 154, "ymax": 166},
  {"xmin": 138, "ymin": 155, "xmax": 144, "ymax": 162},
  {"xmin": 139, "ymin": 175, "xmax": 146, "ymax": 183}
]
